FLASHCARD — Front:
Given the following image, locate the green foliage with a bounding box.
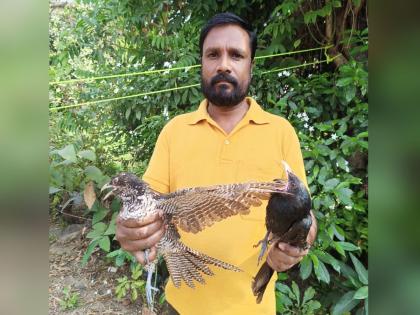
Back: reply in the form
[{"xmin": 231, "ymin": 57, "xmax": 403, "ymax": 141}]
[
  {"xmin": 49, "ymin": 0, "xmax": 368, "ymax": 313},
  {"xmin": 115, "ymin": 264, "xmax": 146, "ymax": 302},
  {"xmin": 59, "ymin": 286, "xmax": 80, "ymax": 310},
  {"xmin": 276, "ymin": 275, "xmax": 321, "ymax": 315}
]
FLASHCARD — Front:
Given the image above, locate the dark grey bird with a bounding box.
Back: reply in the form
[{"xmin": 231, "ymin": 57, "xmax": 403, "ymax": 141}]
[
  {"xmin": 101, "ymin": 172, "xmax": 289, "ymax": 309},
  {"xmin": 252, "ymin": 162, "xmax": 313, "ymax": 304}
]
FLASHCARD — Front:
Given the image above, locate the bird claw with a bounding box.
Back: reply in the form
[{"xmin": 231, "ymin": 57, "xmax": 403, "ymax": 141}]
[
  {"xmin": 144, "ymin": 250, "xmax": 158, "ymax": 311},
  {"xmin": 255, "ymin": 232, "xmax": 270, "ymax": 265}
]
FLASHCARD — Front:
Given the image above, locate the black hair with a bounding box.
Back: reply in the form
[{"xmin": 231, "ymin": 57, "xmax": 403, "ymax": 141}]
[{"xmin": 199, "ymin": 12, "xmax": 257, "ymax": 60}]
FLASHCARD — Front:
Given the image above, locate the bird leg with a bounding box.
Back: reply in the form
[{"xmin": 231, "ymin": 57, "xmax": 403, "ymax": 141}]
[
  {"xmin": 144, "ymin": 249, "xmax": 159, "ymax": 311},
  {"xmin": 254, "ymin": 231, "xmax": 270, "ymax": 265}
]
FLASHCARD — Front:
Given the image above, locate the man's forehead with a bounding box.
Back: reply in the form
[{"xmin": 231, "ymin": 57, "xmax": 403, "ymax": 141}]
[{"xmin": 203, "ymin": 24, "xmax": 250, "ymax": 52}]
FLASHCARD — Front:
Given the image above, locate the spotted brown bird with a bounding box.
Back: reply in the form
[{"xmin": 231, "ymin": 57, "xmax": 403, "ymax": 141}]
[
  {"xmin": 252, "ymin": 162, "xmax": 312, "ymax": 303},
  {"xmin": 102, "ymin": 172, "xmax": 288, "ymax": 309}
]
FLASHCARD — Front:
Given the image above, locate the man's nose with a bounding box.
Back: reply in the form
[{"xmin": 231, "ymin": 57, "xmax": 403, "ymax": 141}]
[{"xmin": 216, "ymin": 54, "xmax": 231, "ymax": 73}]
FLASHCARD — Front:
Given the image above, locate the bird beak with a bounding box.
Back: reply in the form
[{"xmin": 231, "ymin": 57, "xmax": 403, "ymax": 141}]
[
  {"xmin": 281, "ymin": 160, "xmax": 292, "ymax": 179},
  {"xmin": 101, "ymin": 183, "xmax": 115, "ymax": 201}
]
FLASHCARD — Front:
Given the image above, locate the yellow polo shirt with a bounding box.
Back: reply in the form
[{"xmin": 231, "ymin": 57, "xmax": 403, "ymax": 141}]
[{"xmin": 143, "ymin": 97, "xmax": 307, "ymax": 314}]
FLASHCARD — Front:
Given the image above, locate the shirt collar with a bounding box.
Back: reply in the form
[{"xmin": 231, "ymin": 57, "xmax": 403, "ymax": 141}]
[{"xmin": 187, "ymin": 97, "xmax": 270, "ymax": 125}]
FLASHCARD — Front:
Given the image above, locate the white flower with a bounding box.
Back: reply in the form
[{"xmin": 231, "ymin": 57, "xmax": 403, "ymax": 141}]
[
  {"xmin": 116, "ymin": 63, "xmax": 121, "ymax": 67},
  {"xmin": 144, "ymin": 95, "xmax": 148, "ymax": 100},
  {"xmin": 303, "ymin": 116, "xmax": 309, "ymax": 122},
  {"xmin": 297, "ymin": 113, "xmax": 302, "ymax": 118},
  {"xmin": 163, "ymin": 61, "xmax": 171, "ymax": 68},
  {"xmin": 309, "ymin": 126, "xmax": 314, "ymax": 132},
  {"xmin": 304, "ymin": 123, "xmax": 309, "ymax": 128},
  {"xmin": 163, "ymin": 70, "xmax": 169, "ymax": 75},
  {"xmin": 329, "ymin": 204, "xmax": 335, "ymax": 210},
  {"xmin": 331, "ymin": 133, "xmax": 338, "ymax": 140},
  {"xmin": 130, "ymin": 86, "xmax": 134, "ymax": 90},
  {"xmin": 114, "ymin": 87, "xmax": 119, "ymax": 94},
  {"xmin": 345, "ymin": 205, "xmax": 352, "ymax": 210},
  {"xmin": 264, "ymin": 23, "xmax": 267, "ymax": 27}
]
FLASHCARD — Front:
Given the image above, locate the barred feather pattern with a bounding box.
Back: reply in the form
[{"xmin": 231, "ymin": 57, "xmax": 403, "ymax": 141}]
[
  {"xmin": 109, "ymin": 173, "xmax": 289, "ymax": 289},
  {"xmin": 158, "ymin": 181, "xmax": 288, "ymax": 234},
  {"xmin": 159, "ymin": 224, "xmax": 241, "ymax": 288}
]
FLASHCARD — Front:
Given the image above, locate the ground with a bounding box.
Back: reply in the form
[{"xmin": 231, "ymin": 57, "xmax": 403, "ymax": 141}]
[{"xmin": 49, "ymin": 221, "xmax": 159, "ymax": 315}]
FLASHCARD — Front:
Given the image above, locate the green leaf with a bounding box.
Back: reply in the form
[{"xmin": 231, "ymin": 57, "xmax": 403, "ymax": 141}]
[
  {"xmin": 357, "ymin": 131, "xmax": 368, "ymax": 139},
  {"xmin": 92, "ymin": 208, "xmax": 109, "ymax": 225},
  {"xmin": 54, "ymin": 144, "xmax": 77, "ymax": 163},
  {"xmin": 87, "ymin": 222, "xmax": 107, "ymax": 239},
  {"xmin": 336, "ymin": 77, "xmax": 353, "ymax": 87},
  {"xmin": 324, "ymin": 178, "xmax": 340, "ymax": 191},
  {"xmin": 344, "ymin": 85, "xmax": 356, "ymax": 103},
  {"xmin": 78, "ymin": 150, "xmax": 96, "ymax": 161},
  {"xmin": 303, "ymin": 286, "xmax": 315, "ymax": 305},
  {"xmin": 99, "ymin": 236, "xmax": 110, "ymax": 252},
  {"xmin": 276, "ymin": 282, "xmax": 292, "ymax": 295},
  {"xmin": 300, "ymin": 255, "xmax": 313, "ymax": 280},
  {"xmin": 350, "ymin": 253, "xmax": 368, "ymax": 285},
  {"xmin": 315, "ymin": 250, "xmax": 341, "ymax": 273},
  {"xmin": 354, "ymin": 286, "xmax": 368, "ymax": 299},
  {"xmin": 104, "ymin": 220, "xmax": 116, "ymax": 235},
  {"xmin": 85, "ymin": 166, "xmax": 109, "ymax": 186},
  {"xmin": 277, "ymin": 272, "xmax": 289, "ymax": 280},
  {"xmin": 82, "ymin": 239, "xmax": 100, "ymax": 266},
  {"xmin": 293, "ymin": 39, "xmax": 301, "ymax": 48},
  {"xmin": 332, "ymin": 290, "xmax": 359, "ymax": 315},
  {"xmin": 337, "ymin": 241, "xmax": 360, "ymax": 252},
  {"xmin": 336, "ymin": 187, "xmax": 353, "ymax": 205},
  {"xmin": 314, "ymin": 260, "xmax": 330, "ymax": 283},
  {"xmin": 291, "ymin": 281, "xmax": 300, "ymax": 305},
  {"xmin": 49, "ymin": 186, "xmax": 61, "ymax": 194}
]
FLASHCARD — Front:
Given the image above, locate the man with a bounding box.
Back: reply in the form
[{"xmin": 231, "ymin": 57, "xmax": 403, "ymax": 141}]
[{"xmin": 116, "ymin": 12, "xmax": 317, "ymax": 314}]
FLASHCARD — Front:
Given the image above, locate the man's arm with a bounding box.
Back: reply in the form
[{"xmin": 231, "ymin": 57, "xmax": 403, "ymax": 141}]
[{"xmin": 116, "ymin": 124, "xmax": 171, "ymax": 265}]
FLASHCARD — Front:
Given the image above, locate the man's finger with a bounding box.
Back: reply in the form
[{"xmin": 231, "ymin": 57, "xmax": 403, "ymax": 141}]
[
  {"xmin": 121, "ymin": 227, "xmax": 165, "ymax": 252},
  {"xmin": 133, "ymin": 247, "xmax": 158, "ymax": 266},
  {"xmin": 118, "ymin": 211, "xmax": 163, "ymax": 228},
  {"xmin": 277, "ymin": 242, "xmax": 308, "ymax": 257},
  {"xmin": 133, "ymin": 251, "xmax": 146, "ymax": 265},
  {"xmin": 117, "ymin": 220, "xmax": 164, "ymax": 241}
]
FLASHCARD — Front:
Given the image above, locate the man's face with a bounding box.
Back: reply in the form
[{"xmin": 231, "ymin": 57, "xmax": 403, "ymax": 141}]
[{"xmin": 201, "ymin": 24, "xmax": 252, "ymax": 107}]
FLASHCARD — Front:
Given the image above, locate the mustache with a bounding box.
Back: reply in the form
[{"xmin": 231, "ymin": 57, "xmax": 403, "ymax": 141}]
[{"xmin": 210, "ymin": 73, "xmax": 238, "ymax": 86}]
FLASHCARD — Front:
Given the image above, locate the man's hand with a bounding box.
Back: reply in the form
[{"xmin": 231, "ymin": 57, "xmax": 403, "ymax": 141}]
[
  {"xmin": 267, "ymin": 210, "xmax": 317, "ymax": 272},
  {"xmin": 115, "ymin": 211, "xmax": 166, "ymax": 265},
  {"xmin": 266, "ymin": 242, "xmax": 309, "ymax": 272}
]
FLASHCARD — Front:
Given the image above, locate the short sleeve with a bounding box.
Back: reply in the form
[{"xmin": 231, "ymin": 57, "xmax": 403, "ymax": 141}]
[
  {"xmin": 142, "ymin": 125, "xmax": 171, "ymax": 194},
  {"xmin": 282, "ymin": 124, "xmax": 308, "ymax": 189}
]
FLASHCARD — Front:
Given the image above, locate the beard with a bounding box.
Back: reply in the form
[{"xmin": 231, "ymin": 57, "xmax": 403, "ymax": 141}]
[{"xmin": 201, "ymin": 72, "xmax": 251, "ymax": 107}]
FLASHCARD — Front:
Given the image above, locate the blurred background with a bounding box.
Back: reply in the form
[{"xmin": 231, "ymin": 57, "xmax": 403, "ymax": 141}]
[{"xmin": 0, "ymin": 0, "xmax": 418, "ymax": 314}]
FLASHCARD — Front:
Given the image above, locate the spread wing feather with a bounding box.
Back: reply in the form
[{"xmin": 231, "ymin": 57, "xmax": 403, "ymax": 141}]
[{"xmin": 157, "ymin": 181, "xmax": 288, "ymax": 233}]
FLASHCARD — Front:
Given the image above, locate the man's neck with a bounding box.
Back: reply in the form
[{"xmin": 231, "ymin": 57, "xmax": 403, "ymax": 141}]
[{"xmin": 207, "ymin": 98, "xmax": 250, "ymax": 135}]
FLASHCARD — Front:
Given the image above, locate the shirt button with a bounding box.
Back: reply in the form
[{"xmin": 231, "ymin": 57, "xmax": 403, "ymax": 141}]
[{"xmin": 224, "ymin": 139, "xmax": 230, "ymax": 145}]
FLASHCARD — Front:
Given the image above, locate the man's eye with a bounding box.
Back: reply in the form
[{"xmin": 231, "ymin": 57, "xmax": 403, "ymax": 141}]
[
  {"xmin": 207, "ymin": 52, "xmax": 217, "ymax": 58},
  {"xmin": 232, "ymin": 53, "xmax": 243, "ymax": 59}
]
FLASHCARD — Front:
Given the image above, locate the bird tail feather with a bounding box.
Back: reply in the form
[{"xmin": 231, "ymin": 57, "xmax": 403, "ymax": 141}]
[
  {"xmin": 164, "ymin": 240, "xmax": 242, "ymax": 289},
  {"xmin": 251, "ymin": 261, "xmax": 274, "ymax": 304}
]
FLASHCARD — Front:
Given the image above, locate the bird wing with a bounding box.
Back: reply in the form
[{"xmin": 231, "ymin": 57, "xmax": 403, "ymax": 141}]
[{"xmin": 157, "ymin": 181, "xmax": 288, "ymax": 234}]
